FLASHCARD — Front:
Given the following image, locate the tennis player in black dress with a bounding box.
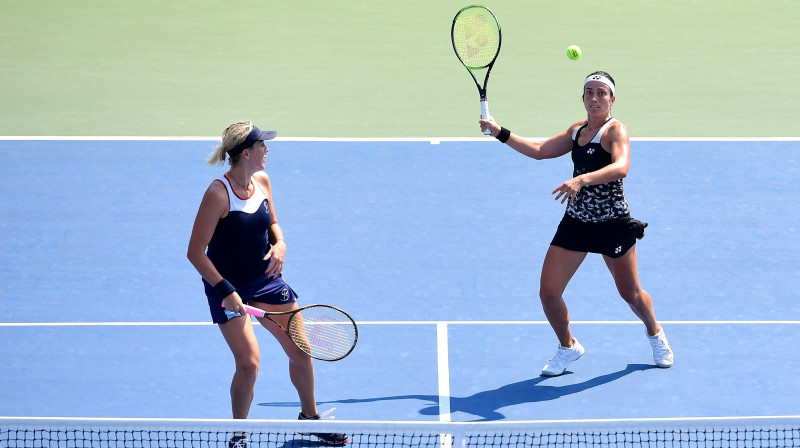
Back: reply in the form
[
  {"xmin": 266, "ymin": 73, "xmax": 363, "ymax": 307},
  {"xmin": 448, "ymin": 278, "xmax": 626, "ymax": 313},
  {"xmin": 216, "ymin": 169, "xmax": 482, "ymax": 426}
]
[{"xmin": 479, "ymin": 71, "xmax": 674, "ymax": 376}]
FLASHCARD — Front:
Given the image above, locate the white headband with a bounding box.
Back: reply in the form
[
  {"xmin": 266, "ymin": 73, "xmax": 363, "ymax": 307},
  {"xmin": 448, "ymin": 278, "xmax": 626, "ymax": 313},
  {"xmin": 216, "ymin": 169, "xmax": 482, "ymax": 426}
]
[{"xmin": 584, "ymin": 74, "xmax": 615, "ymax": 96}]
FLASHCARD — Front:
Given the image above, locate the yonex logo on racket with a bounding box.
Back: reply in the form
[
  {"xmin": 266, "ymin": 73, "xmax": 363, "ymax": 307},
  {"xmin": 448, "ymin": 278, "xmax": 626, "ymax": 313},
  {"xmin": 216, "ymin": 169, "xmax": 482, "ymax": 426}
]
[{"xmin": 451, "ymin": 4, "xmax": 502, "ymax": 134}]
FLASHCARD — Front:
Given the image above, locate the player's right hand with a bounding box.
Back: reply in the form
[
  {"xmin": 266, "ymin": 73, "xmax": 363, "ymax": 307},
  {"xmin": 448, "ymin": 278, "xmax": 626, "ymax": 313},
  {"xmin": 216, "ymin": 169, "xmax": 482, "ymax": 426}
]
[
  {"xmin": 479, "ymin": 115, "xmax": 499, "ymax": 136},
  {"xmin": 222, "ymin": 293, "xmax": 247, "ymax": 316}
]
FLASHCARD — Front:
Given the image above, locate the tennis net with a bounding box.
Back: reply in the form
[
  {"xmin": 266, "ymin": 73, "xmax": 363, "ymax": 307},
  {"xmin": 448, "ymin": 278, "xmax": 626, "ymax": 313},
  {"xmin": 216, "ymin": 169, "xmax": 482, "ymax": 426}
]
[{"xmin": 2, "ymin": 416, "xmax": 799, "ymax": 447}]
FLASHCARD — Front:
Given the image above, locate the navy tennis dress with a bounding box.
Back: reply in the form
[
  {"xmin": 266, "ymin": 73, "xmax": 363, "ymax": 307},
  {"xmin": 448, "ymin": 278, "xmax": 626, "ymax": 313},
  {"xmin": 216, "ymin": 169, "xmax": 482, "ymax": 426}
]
[{"xmin": 203, "ymin": 174, "xmax": 297, "ymax": 324}]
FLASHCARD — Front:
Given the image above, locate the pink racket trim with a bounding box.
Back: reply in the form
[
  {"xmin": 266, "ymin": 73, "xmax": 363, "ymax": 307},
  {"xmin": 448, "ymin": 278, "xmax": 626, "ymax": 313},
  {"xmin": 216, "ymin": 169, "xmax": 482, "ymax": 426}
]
[
  {"xmin": 242, "ymin": 304, "xmax": 266, "ymax": 317},
  {"xmin": 219, "ymin": 301, "xmax": 266, "ymax": 318}
]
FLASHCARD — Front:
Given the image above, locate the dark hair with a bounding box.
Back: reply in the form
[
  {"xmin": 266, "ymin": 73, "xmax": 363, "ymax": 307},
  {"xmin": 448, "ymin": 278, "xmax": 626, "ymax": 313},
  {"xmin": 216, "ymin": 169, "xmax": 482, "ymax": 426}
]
[{"xmin": 587, "ymin": 70, "xmax": 615, "ymax": 86}]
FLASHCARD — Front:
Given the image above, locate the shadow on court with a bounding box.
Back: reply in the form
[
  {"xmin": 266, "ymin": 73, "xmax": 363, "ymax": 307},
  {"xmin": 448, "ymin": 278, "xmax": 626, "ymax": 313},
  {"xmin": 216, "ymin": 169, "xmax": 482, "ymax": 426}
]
[
  {"xmin": 277, "ymin": 439, "xmax": 329, "ymax": 448},
  {"xmin": 259, "ymin": 364, "xmax": 657, "ymax": 422}
]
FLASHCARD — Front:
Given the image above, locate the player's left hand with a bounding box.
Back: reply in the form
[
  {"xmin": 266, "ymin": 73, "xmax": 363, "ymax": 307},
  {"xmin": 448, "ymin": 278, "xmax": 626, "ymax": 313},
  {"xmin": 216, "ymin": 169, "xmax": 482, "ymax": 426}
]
[
  {"xmin": 552, "ymin": 176, "xmax": 585, "ymax": 205},
  {"xmin": 264, "ymin": 241, "xmax": 286, "ymax": 278}
]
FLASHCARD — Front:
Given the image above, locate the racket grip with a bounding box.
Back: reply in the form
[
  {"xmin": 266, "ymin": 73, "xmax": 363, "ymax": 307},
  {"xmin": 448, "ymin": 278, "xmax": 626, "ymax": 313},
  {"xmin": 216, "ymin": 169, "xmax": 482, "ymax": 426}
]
[
  {"xmin": 220, "ymin": 301, "xmax": 266, "ymax": 318},
  {"xmin": 242, "ymin": 304, "xmax": 266, "ymax": 317},
  {"xmin": 480, "ymin": 100, "xmax": 491, "ymax": 135}
]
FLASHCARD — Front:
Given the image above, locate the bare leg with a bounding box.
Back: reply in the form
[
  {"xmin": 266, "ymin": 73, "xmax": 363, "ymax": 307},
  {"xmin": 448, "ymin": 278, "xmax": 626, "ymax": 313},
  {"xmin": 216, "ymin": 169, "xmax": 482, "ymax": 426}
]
[
  {"xmin": 251, "ymin": 301, "xmax": 319, "ymax": 418},
  {"xmin": 603, "ymin": 245, "xmax": 661, "ymax": 336},
  {"xmin": 539, "ymin": 246, "xmax": 588, "ymax": 347},
  {"xmin": 218, "ymin": 316, "xmax": 260, "ymax": 419}
]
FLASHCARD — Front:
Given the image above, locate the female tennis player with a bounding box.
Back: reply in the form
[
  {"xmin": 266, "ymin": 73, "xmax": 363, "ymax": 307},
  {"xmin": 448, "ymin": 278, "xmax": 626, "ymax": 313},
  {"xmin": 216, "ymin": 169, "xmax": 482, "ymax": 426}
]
[
  {"xmin": 187, "ymin": 121, "xmax": 347, "ymax": 446},
  {"xmin": 479, "ymin": 71, "xmax": 674, "ymax": 376}
]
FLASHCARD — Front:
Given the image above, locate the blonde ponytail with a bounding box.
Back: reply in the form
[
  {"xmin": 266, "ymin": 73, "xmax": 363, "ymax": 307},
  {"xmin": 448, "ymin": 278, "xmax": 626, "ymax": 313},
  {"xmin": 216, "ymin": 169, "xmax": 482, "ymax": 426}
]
[{"xmin": 207, "ymin": 121, "xmax": 254, "ymax": 166}]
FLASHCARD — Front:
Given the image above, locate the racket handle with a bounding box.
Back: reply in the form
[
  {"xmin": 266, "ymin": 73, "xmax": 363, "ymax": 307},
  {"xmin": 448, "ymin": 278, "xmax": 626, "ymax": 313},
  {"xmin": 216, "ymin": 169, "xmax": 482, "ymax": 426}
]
[
  {"xmin": 480, "ymin": 100, "xmax": 491, "ymax": 135},
  {"xmin": 243, "ymin": 304, "xmax": 266, "ymax": 317},
  {"xmin": 220, "ymin": 301, "xmax": 266, "ymax": 318}
]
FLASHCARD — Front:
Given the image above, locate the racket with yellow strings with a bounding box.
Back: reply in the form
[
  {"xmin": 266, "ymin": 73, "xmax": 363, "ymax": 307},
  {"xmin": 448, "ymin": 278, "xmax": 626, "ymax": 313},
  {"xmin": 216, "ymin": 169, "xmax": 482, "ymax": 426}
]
[{"xmin": 451, "ymin": 5, "xmax": 502, "ymax": 134}]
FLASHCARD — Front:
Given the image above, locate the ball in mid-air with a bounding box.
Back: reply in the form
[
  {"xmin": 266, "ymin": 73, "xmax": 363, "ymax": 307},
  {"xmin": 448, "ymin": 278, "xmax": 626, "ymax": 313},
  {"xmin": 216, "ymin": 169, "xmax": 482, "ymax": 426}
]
[{"xmin": 566, "ymin": 45, "xmax": 581, "ymax": 60}]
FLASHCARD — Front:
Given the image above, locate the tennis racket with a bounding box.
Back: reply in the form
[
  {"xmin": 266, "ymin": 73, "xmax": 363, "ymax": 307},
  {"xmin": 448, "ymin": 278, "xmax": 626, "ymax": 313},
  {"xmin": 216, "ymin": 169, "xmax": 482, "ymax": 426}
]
[
  {"xmin": 233, "ymin": 303, "xmax": 358, "ymax": 361},
  {"xmin": 451, "ymin": 5, "xmax": 502, "ymax": 135}
]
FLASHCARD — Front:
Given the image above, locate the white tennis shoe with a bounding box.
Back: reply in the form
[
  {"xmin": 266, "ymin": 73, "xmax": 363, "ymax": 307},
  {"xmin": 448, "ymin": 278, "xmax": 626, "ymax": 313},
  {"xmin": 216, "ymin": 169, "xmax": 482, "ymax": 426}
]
[
  {"xmin": 648, "ymin": 328, "xmax": 674, "ymax": 368},
  {"xmin": 298, "ymin": 408, "xmax": 349, "ymax": 446},
  {"xmin": 541, "ymin": 337, "xmax": 585, "ymax": 376}
]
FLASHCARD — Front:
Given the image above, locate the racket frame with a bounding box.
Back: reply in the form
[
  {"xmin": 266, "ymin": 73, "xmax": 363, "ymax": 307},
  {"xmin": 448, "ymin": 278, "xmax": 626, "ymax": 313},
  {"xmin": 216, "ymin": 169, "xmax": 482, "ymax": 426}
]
[
  {"xmin": 236, "ymin": 303, "xmax": 358, "ymax": 361},
  {"xmin": 451, "ymin": 5, "xmax": 502, "ymax": 133}
]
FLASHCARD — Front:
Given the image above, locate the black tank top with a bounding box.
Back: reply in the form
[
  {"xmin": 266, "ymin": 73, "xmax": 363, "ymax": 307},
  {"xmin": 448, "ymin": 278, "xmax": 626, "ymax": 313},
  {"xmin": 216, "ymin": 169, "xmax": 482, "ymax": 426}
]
[{"xmin": 565, "ymin": 118, "xmax": 630, "ymax": 222}]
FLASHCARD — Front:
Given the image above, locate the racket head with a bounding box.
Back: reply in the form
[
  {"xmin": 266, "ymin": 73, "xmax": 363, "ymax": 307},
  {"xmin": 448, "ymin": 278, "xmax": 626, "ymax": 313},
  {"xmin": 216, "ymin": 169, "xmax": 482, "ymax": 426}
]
[
  {"xmin": 286, "ymin": 304, "xmax": 358, "ymax": 361},
  {"xmin": 451, "ymin": 5, "xmax": 502, "ymax": 71}
]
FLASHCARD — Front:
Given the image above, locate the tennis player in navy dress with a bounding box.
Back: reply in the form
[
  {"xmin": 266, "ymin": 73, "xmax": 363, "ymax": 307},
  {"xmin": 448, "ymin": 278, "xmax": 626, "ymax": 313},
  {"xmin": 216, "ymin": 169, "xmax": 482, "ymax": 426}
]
[{"xmin": 187, "ymin": 121, "xmax": 347, "ymax": 446}]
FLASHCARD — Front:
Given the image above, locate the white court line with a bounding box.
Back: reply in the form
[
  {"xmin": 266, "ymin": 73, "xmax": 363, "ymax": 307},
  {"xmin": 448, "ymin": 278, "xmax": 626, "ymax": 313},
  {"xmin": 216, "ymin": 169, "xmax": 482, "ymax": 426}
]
[
  {"xmin": 2, "ymin": 320, "xmax": 800, "ymax": 327},
  {"xmin": 436, "ymin": 323, "xmax": 453, "ymax": 448},
  {"xmin": 1, "ymin": 136, "xmax": 799, "ymax": 142},
  {"xmin": 436, "ymin": 323, "xmax": 451, "ymax": 423},
  {"xmin": 2, "ymin": 414, "xmax": 799, "ymax": 425},
  {"xmin": 354, "ymin": 320, "xmax": 800, "ymax": 325},
  {"xmin": 0, "ymin": 322, "xmax": 213, "ymax": 327}
]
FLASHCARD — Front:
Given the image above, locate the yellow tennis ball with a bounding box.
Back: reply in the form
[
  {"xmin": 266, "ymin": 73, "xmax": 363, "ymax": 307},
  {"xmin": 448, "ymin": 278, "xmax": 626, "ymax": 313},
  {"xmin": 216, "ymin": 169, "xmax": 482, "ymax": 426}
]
[{"xmin": 567, "ymin": 45, "xmax": 582, "ymax": 60}]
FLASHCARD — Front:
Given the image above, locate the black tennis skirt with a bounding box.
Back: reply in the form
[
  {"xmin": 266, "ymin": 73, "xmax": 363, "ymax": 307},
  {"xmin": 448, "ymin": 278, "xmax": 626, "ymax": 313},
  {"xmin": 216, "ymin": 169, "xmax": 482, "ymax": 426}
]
[{"xmin": 550, "ymin": 214, "xmax": 648, "ymax": 258}]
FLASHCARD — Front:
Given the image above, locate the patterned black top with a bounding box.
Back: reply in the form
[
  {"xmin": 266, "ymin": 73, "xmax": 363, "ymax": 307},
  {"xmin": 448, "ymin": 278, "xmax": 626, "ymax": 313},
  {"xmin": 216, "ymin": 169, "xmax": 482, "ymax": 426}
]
[{"xmin": 565, "ymin": 118, "xmax": 630, "ymax": 222}]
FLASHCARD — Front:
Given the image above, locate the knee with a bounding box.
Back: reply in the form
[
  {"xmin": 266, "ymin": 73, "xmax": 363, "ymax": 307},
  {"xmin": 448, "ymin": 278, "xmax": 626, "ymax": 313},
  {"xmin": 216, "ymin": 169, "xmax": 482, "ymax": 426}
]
[
  {"xmin": 236, "ymin": 354, "xmax": 260, "ymax": 380},
  {"xmin": 619, "ymin": 288, "xmax": 647, "ymax": 305},
  {"xmin": 539, "ymin": 287, "xmax": 561, "ymax": 307},
  {"xmin": 288, "ymin": 351, "xmax": 314, "ymax": 368}
]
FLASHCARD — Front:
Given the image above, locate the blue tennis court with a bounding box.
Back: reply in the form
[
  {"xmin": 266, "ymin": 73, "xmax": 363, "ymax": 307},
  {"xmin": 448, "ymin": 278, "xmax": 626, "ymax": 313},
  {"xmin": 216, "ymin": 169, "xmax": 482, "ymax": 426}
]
[{"xmin": 1, "ymin": 138, "xmax": 799, "ymax": 424}]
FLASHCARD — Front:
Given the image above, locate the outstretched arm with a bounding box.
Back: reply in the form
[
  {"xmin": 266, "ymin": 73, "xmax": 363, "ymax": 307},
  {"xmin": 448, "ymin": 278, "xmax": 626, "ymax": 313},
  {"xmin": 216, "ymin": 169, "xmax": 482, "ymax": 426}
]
[{"xmin": 480, "ymin": 116, "xmax": 582, "ymax": 160}]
